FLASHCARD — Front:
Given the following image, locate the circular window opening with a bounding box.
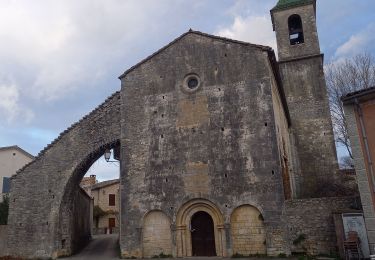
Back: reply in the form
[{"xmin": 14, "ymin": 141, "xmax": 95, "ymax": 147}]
[
  {"xmin": 188, "ymin": 77, "xmax": 199, "ymax": 89},
  {"xmin": 183, "ymin": 74, "xmax": 201, "ymax": 93}
]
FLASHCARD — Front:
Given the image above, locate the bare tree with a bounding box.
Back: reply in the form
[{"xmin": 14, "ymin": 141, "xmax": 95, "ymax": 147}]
[
  {"xmin": 326, "ymin": 53, "xmax": 375, "ymax": 158},
  {"xmin": 340, "ymin": 155, "xmax": 355, "ymax": 169}
]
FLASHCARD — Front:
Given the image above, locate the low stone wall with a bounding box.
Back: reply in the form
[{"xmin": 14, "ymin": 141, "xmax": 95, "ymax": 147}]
[
  {"xmin": 0, "ymin": 225, "xmax": 8, "ymax": 255},
  {"xmin": 283, "ymin": 196, "xmax": 361, "ymax": 255},
  {"xmin": 70, "ymin": 188, "xmax": 93, "ymax": 254}
]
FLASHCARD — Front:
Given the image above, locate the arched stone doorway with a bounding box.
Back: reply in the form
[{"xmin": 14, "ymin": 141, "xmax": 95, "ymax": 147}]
[
  {"xmin": 6, "ymin": 92, "xmax": 121, "ymax": 258},
  {"xmin": 175, "ymin": 199, "xmax": 226, "ymax": 257}
]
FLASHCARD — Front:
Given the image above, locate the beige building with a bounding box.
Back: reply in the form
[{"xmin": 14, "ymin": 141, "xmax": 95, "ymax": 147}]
[
  {"xmin": 90, "ymin": 179, "xmax": 120, "ymax": 234},
  {"xmin": 0, "ymin": 146, "xmax": 34, "ymax": 201}
]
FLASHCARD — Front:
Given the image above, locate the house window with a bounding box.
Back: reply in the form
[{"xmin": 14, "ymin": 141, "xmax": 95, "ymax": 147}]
[
  {"xmin": 2, "ymin": 177, "xmax": 10, "ymax": 193},
  {"xmin": 109, "ymin": 194, "xmax": 115, "ymax": 206},
  {"xmin": 288, "ymin": 14, "xmax": 304, "ymax": 45}
]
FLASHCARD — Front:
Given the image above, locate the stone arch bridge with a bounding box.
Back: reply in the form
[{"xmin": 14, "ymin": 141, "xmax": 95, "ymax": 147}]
[{"xmin": 7, "ymin": 91, "xmax": 121, "ymax": 258}]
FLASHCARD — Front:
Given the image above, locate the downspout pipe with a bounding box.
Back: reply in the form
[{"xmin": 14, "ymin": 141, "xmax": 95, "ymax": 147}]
[{"xmin": 355, "ymin": 98, "xmax": 375, "ymax": 191}]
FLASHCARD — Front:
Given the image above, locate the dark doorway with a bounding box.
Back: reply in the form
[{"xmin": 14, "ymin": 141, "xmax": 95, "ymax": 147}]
[
  {"xmin": 108, "ymin": 218, "xmax": 116, "ymax": 234},
  {"xmin": 191, "ymin": 211, "xmax": 216, "ymax": 256}
]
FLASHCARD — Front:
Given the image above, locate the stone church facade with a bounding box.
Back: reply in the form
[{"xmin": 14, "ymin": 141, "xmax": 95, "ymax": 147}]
[{"xmin": 4, "ymin": 0, "xmax": 358, "ymax": 258}]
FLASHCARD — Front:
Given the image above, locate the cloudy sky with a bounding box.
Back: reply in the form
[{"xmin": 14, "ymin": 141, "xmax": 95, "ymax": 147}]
[{"xmin": 1, "ymin": 0, "xmax": 374, "ymax": 181}]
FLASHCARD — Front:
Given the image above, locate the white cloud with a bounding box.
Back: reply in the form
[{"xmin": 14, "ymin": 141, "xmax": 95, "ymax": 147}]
[
  {"xmin": 0, "ymin": 0, "xmax": 175, "ymax": 102},
  {"xmin": 0, "ymin": 78, "xmax": 34, "ymax": 123},
  {"xmin": 335, "ymin": 23, "xmax": 375, "ymax": 58},
  {"xmin": 215, "ymin": 15, "xmax": 277, "ymax": 52},
  {"xmin": 85, "ymin": 156, "xmax": 119, "ymax": 182}
]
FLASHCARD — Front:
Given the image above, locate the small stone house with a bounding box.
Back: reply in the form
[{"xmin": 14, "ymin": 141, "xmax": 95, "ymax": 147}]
[{"xmin": 90, "ymin": 179, "xmax": 120, "ymax": 234}]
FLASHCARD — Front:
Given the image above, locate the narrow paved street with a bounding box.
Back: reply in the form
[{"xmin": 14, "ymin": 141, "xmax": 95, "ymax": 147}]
[{"xmin": 64, "ymin": 234, "xmax": 120, "ymax": 260}]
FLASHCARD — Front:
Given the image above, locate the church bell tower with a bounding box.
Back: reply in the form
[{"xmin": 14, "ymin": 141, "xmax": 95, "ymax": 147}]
[{"xmin": 271, "ymin": 0, "xmax": 339, "ymax": 198}]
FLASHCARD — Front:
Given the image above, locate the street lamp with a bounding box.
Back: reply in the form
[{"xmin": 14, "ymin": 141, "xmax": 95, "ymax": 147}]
[
  {"xmin": 104, "ymin": 149, "xmax": 118, "ymax": 163},
  {"xmin": 104, "ymin": 149, "xmax": 112, "ymax": 162}
]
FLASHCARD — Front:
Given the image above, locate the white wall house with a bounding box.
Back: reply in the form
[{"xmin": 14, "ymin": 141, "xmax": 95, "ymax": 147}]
[{"xmin": 0, "ymin": 146, "xmax": 34, "ymax": 201}]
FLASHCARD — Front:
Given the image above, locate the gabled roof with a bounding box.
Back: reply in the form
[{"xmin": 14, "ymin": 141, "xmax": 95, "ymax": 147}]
[
  {"xmin": 0, "ymin": 145, "xmax": 34, "ymax": 160},
  {"xmin": 91, "ymin": 179, "xmax": 119, "ymax": 190},
  {"xmin": 118, "ymin": 29, "xmax": 272, "ymax": 79},
  {"xmin": 271, "ymin": 0, "xmax": 315, "ymax": 11},
  {"xmin": 118, "ymin": 29, "xmax": 291, "ymax": 127}
]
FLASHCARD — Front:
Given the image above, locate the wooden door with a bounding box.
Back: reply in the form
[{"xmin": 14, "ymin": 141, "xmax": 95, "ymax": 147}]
[
  {"xmin": 191, "ymin": 211, "xmax": 216, "ymax": 256},
  {"xmin": 108, "ymin": 218, "xmax": 116, "ymax": 234}
]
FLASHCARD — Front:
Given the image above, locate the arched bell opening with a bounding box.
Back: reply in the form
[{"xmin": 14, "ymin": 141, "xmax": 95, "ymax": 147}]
[{"xmin": 288, "ymin": 14, "xmax": 304, "ymax": 45}]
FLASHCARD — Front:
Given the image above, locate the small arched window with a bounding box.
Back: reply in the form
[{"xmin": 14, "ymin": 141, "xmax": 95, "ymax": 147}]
[{"xmin": 288, "ymin": 14, "xmax": 304, "ymax": 45}]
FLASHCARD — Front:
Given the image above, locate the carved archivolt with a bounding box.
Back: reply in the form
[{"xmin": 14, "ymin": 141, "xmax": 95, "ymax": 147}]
[{"xmin": 175, "ymin": 199, "xmax": 226, "ymax": 257}]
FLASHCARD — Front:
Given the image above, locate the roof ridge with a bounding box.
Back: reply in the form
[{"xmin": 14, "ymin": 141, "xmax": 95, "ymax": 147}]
[
  {"xmin": 119, "ymin": 29, "xmax": 273, "ymax": 79},
  {"xmin": 342, "ymin": 86, "xmax": 375, "ymax": 101},
  {"xmin": 0, "ymin": 145, "xmax": 34, "ymax": 159},
  {"xmin": 91, "ymin": 178, "xmax": 120, "ymax": 190},
  {"xmin": 271, "ymin": 0, "xmax": 314, "ymax": 11},
  {"xmin": 191, "ymin": 30, "xmax": 272, "ymax": 50}
]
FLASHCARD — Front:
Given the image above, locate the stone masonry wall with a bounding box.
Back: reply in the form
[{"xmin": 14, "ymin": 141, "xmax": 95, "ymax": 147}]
[
  {"xmin": 0, "ymin": 225, "xmax": 7, "ymax": 254},
  {"xmin": 279, "ymin": 56, "xmax": 338, "ymax": 198},
  {"xmin": 6, "ymin": 91, "xmax": 121, "ymax": 259},
  {"xmin": 142, "ymin": 211, "xmax": 172, "ymax": 257},
  {"xmin": 269, "ymin": 61, "xmax": 295, "ymax": 198},
  {"xmin": 283, "ymin": 196, "xmax": 360, "ymax": 255},
  {"xmin": 231, "ymin": 205, "xmax": 266, "ymax": 255},
  {"xmin": 120, "ymin": 31, "xmax": 288, "ymax": 257},
  {"xmin": 273, "ymin": 2, "xmax": 339, "ymax": 198},
  {"xmin": 70, "ymin": 188, "xmax": 92, "ymax": 254},
  {"xmin": 272, "ymin": 4, "xmax": 320, "ymax": 62}
]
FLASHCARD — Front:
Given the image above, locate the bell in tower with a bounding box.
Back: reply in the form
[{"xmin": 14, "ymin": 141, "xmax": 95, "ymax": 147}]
[
  {"xmin": 271, "ymin": 0, "xmax": 320, "ymax": 61},
  {"xmin": 288, "ymin": 14, "xmax": 304, "ymax": 45}
]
